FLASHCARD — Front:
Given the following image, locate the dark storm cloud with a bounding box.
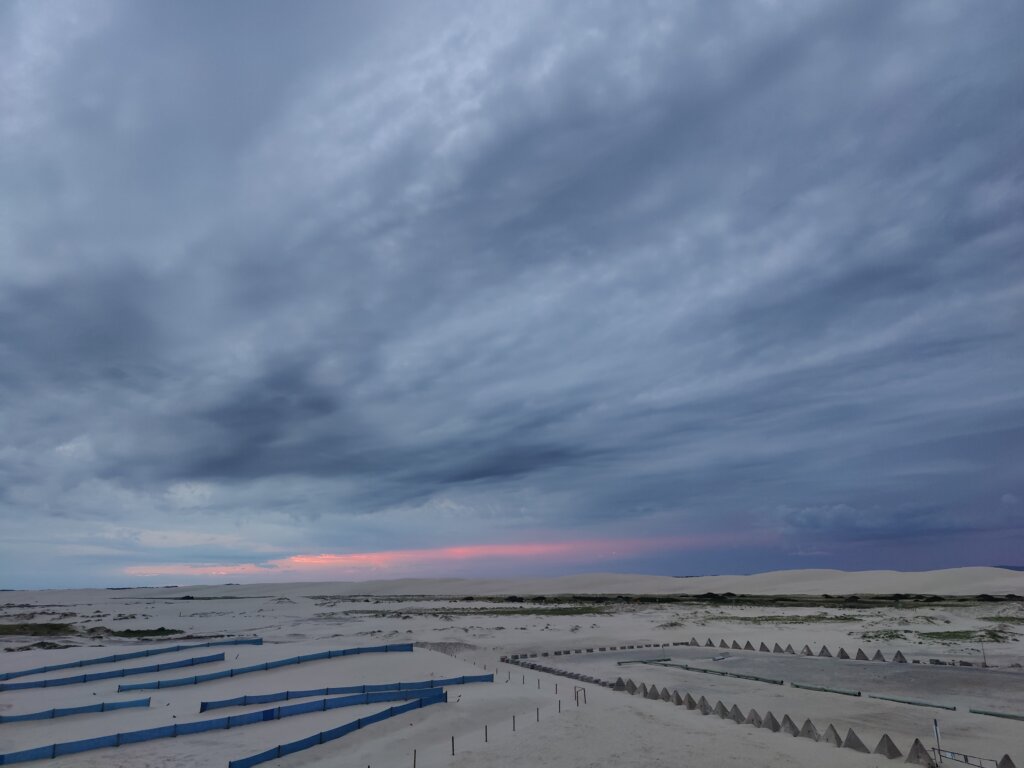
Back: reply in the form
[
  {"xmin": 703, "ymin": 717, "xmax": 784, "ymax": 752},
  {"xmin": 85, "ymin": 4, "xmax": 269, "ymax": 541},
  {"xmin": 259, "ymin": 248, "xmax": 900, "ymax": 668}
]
[{"xmin": 1, "ymin": 0, "xmax": 1023, "ymax": 586}]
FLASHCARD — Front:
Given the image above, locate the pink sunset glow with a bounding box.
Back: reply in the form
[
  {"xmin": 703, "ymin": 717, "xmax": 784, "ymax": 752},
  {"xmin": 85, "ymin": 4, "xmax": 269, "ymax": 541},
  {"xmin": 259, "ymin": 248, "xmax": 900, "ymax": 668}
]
[{"xmin": 122, "ymin": 532, "xmax": 774, "ymax": 580}]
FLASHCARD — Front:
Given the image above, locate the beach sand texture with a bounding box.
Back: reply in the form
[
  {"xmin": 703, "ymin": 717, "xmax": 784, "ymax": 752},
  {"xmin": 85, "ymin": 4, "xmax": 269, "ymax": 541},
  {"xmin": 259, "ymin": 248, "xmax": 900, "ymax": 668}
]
[{"xmin": 1, "ymin": 567, "xmax": 1022, "ymax": 767}]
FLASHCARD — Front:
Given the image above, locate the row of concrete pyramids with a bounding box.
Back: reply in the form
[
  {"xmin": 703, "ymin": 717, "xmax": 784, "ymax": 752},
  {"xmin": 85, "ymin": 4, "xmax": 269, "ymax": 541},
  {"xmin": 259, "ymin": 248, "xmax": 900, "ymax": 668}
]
[
  {"xmin": 692, "ymin": 637, "xmax": 908, "ymax": 662},
  {"xmin": 503, "ymin": 655, "xmax": 1017, "ymax": 768},
  {"xmin": 612, "ymin": 677, "xmax": 1017, "ymax": 767}
]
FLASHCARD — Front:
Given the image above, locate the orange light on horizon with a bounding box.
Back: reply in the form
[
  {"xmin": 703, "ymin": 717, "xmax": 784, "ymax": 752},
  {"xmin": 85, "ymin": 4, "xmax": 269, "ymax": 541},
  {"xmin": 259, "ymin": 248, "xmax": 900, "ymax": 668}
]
[{"xmin": 122, "ymin": 532, "xmax": 773, "ymax": 579}]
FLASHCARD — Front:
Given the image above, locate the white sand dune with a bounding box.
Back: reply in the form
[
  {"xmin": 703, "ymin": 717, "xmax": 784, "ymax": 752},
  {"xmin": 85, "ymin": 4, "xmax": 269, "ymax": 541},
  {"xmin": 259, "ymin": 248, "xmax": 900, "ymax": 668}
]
[
  {"xmin": 2, "ymin": 568, "xmax": 1022, "ymax": 767},
  {"xmin": 103, "ymin": 565, "xmax": 1024, "ymax": 599}
]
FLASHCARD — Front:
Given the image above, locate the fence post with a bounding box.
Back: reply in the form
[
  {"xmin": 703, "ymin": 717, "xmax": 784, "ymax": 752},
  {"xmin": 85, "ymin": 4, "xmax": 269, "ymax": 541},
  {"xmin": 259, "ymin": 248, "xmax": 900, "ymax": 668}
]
[
  {"xmin": 485, "ymin": 724, "xmax": 488, "ymax": 743},
  {"xmin": 513, "ymin": 714, "xmax": 516, "ymax": 732},
  {"xmin": 451, "ymin": 736, "xmax": 455, "ymax": 756},
  {"xmin": 413, "ymin": 749, "xmax": 416, "ymax": 767},
  {"xmin": 536, "ymin": 707, "xmax": 539, "ymax": 722}
]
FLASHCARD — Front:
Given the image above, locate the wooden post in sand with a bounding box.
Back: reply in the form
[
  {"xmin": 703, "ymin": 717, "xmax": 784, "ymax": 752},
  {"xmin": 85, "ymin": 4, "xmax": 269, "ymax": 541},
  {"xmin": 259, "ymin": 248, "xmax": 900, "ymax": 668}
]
[
  {"xmin": 513, "ymin": 714, "xmax": 517, "ymax": 731},
  {"xmin": 536, "ymin": 706, "xmax": 540, "ymax": 722},
  {"xmin": 559, "ymin": 699, "xmax": 561, "ymax": 712},
  {"xmin": 413, "ymin": 749, "xmax": 416, "ymax": 767},
  {"xmin": 451, "ymin": 736, "xmax": 454, "ymax": 756},
  {"xmin": 485, "ymin": 724, "xmax": 488, "ymax": 743}
]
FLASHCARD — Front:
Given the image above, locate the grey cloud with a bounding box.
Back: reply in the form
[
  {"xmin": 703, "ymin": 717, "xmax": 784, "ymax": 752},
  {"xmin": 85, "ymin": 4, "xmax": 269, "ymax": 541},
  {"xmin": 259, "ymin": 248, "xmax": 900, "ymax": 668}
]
[{"xmin": 1, "ymin": 0, "xmax": 1023, "ymax": 586}]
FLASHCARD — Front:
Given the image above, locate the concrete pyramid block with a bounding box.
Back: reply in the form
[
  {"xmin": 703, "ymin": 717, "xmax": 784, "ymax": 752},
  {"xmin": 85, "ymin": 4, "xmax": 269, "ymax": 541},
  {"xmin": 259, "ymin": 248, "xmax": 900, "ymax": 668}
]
[
  {"xmin": 801, "ymin": 644, "xmax": 813, "ymax": 656},
  {"xmin": 690, "ymin": 637, "xmax": 699, "ymax": 646},
  {"xmin": 997, "ymin": 755, "xmax": 1017, "ymax": 768},
  {"xmin": 731, "ymin": 640, "xmax": 742, "ymax": 650},
  {"xmin": 717, "ymin": 639, "xmax": 726, "ymax": 648},
  {"xmin": 671, "ymin": 690, "xmax": 684, "ymax": 705},
  {"xmin": 660, "ymin": 687, "xmax": 672, "ymax": 702},
  {"xmin": 874, "ymin": 733, "xmax": 903, "ymax": 759},
  {"xmin": 744, "ymin": 640, "xmax": 755, "ymax": 651},
  {"xmin": 780, "ymin": 714, "xmax": 799, "ymax": 736},
  {"xmin": 837, "ymin": 647, "xmax": 851, "ymax": 660},
  {"xmin": 706, "ymin": 638, "xmax": 715, "ymax": 647},
  {"xmin": 697, "ymin": 695, "xmax": 711, "ymax": 715},
  {"xmin": 798, "ymin": 719, "xmax": 820, "ymax": 741},
  {"xmin": 784, "ymin": 644, "xmax": 796, "ymax": 654},
  {"xmin": 761, "ymin": 711, "xmax": 781, "ymax": 732},
  {"xmin": 873, "ymin": 650, "xmax": 887, "ymax": 662},
  {"xmin": 905, "ymin": 738, "xmax": 937, "ymax": 766},
  {"xmin": 819, "ymin": 645, "xmax": 833, "ymax": 657},
  {"xmin": 683, "ymin": 692, "xmax": 697, "ymax": 709},
  {"xmin": 893, "ymin": 650, "xmax": 908, "ymax": 663},
  {"xmin": 613, "ymin": 677, "xmax": 627, "ymax": 691},
  {"xmin": 822, "ymin": 724, "xmax": 842, "ymax": 747},
  {"xmin": 773, "ymin": 642, "xmax": 785, "ymax": 653},
  {"xmin": 759, "ymin": 642, "xmax": 771, "ymax": 652},
  {"xmin": 856, "ymin": 648, "xmax": 870, "ymax": 661},
  {"xmin": 744, "ymin": 708, "xmax": 762, "ymax": 727},
  {"xmin": 646, "ymin": 684, "xmax": 660, "ymax": 700},
  {"xmin": 713, "ymin": 700, "xmax": 728, "ymax": 717},
  {"xmin": 842, "ymin": 728, "xmax": 869, "ymax": 753},
  {"xmin": 729, "ymin": 704, "xmax": 745, "ymax": 724}
]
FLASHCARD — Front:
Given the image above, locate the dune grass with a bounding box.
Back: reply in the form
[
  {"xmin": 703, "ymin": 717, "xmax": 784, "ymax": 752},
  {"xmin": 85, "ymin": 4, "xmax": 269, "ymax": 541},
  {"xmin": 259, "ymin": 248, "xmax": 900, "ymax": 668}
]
[{"xmin": 0, "ymin": 622, "xmax": 76, "ymax": 636}]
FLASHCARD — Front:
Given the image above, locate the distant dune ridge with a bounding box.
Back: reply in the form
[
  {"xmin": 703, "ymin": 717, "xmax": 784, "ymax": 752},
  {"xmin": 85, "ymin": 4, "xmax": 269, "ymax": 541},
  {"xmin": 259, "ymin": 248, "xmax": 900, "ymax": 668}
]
[{"xmin": 57, "ymin": 566, "xmax": 1024, "ymax": 598}]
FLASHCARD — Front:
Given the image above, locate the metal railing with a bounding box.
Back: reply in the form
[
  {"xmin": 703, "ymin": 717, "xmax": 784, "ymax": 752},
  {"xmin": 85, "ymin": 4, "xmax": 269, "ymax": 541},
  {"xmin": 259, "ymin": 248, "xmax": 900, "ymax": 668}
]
[{"xmin": 931, "ymin": 747, "xmax": 998, "ymax": 767}]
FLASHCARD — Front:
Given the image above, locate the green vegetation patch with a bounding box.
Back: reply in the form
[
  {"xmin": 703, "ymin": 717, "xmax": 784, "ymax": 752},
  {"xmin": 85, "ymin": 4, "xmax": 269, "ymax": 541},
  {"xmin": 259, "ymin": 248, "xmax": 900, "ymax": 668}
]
[
  {"xmin": 724, "ymin": 613, "xmax": 863, "ymax": 624},
  {"xmin": 980, "ymin": 615, "xmax": 1024, "ymax": 625},
  {"xmin": 86, "ymin": 626, "xmax": 184, "ymax": 637},
  {"xmin": 918, "ymin": 629, "xmax": 1017, "ymax": 644},
  {"xmin": 4, "ymin": 641, "xmax": 77, "ymax": 652},
  {"xmin": 860, "ymin": 629, "xmax": 909, "ymax": 641},
  {"xmin": 0, "ymin": 622, "xmax": 76, "ymax": 637},
  {"xmin": 347, "ymin": 605, "xmax": 610, "ymax": 618}
]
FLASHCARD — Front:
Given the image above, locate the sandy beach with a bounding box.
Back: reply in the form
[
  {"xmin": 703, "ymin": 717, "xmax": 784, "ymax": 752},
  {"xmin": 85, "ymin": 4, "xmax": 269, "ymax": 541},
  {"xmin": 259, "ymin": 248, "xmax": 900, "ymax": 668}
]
[{"xmin": 1, "ymin": 568, "xmax": 1021, "ymax": 767}]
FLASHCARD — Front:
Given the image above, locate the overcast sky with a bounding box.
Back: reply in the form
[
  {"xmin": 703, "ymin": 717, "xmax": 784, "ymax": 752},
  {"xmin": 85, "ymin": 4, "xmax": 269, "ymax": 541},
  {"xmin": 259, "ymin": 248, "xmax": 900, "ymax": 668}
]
[{"xmin": 1, "ymin": 1, "xmax": 1022, "ymax": 589}]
